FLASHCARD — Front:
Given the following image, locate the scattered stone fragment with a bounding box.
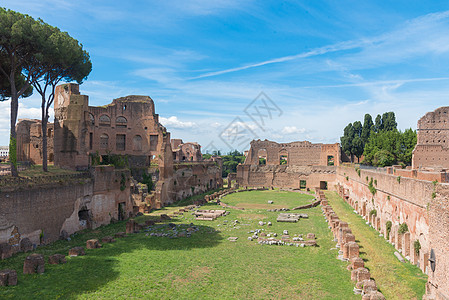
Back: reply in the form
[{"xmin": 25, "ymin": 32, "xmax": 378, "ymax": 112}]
[
  {"xmin": 23, "ymin": 254, "xmax": 45, "ymax": 274},
  {"xmin": 86, "ymin": 239, "xmax": 102, "ymax": 249},
  {"xmin": 394, "ymin": 251, "xmax": 405, "ymax": 263},
  {"xmin": 228, "ymin": 237, "xmax": 238, "ymax": 242},
  {"xmin": 268, "ymin": 200, "xmax": 274, "ymax": 204},
  {"xmin": 19, "ymin": 238, "xmax": 33, "ymax": 253},
  {"xmin": 0, "ymin": 269, "xmax": 17, "ymax": 286},
  {"xmin": 0, "ymin": 243, "xmax": 13, "ymax": 260},
  {"xmin": 306, "ymin": 233, "xmax": 316, "ymax": 239},
  {"xmin": 160, "ymin": 214, "xmax": 171, "ymax": 220},
  {"xmin": 283, "ymin": 230, "xmax": 288, "ymax": 235},
  {"xmin": 48, "ymin": 254, "xmax": 67, "ymax": 265},
  {"xmin": 69, "ymin": 247, "xmax": 85, "ymax": 257},
  {"xmin": 101, "ymin": 236, "xmax": 116, "ymax": 243},
  {"xmin": 267, "ymin": 222, "xmax": 272, "ymax": 226},
  {"xmin": 258, "ymin": 221, "xmax": 264, "ymax": 226}
]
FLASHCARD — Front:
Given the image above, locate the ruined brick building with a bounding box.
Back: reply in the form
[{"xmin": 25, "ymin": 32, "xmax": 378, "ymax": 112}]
[{"xmin": 4, "ymin": 83, "xmax": 221, "ymax": 249}]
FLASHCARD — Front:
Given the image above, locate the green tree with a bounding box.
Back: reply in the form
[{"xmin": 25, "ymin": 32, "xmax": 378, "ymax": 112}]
[
  {"xmin": 0, "ymin": 9, "xmax": 51, "ymax": 175},
  {"xmin": 352, "ymin": 136, "xmax": 364, "ymax": 162},
  {"xmin": 375, "ymin": 114, "xmax": 382, "ymax": 132},
  {"xmin": 361, "ymin": 113, "xmax": 374, "ymax": 144},
  {"xmin": 341, "ymin": 123, "xmax": 355, "ymax": 162},
  {"xmin": 382, "ymin": 112, "xmax": 397, "ymax": 131},
  {"xmin": 31, "ymin": 27, "xmax": 91, "ymax": 171}
]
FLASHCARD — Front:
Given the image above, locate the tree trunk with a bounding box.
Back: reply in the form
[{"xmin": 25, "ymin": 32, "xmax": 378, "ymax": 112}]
[
  {"xmin": 42, "ymin": 113, "xmax": 48, "ymax": 172},
  {"xmin": 9, "ymin": 94, "xmax": 18, "ymax": 176},
  {"xmin": 9, "ymin": 69, "xmax": 19, "ymax": 177}
]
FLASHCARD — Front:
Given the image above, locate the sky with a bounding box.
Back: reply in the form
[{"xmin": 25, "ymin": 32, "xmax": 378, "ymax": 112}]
[{"xmin": 2, "ymin": 1, "xmax": 449, "ymax": 152}]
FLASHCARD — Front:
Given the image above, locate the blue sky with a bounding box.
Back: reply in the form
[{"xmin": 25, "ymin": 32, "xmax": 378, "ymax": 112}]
[{"xmin": 2, "ymin": 1, "xmax": 449, "ymax": 152}]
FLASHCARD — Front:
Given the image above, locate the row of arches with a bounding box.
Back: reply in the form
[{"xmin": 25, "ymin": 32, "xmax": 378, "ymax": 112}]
[
  {"xmin": 257, "ymin": 148, "xmax": 288, "ymax": 165},
  {"xmin": 89, "ymin": 113, "xmax": 128, "ymax": 128}
]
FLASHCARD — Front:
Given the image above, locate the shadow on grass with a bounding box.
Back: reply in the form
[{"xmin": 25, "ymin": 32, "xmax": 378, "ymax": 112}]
[{"xmin": 0, "ymin": 222, "xmax": 222, "ymax": 299}]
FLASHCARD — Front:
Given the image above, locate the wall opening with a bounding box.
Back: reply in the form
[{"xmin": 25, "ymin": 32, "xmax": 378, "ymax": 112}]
[
  {"xmin": 89, "ymin": 132, "xmax": 93, "ymax": 150},
  {"xmin": 300, "ymin": 180, "xmax": 307, "ymax": 189},
  {"xmin": 150, "ymin": 135, "xmax": 158, "ymax": 151},
  {"xmin": 327, "ymin": 155, "xmax": 334, "ymax": 166},
  {"xmin": 78, "ymin": 207, "xmax": 91, "ymax": 229},
  {"xmin": 118, "ymin": 202, "xmax": 126, "ymax": 221},
  {"xmin": 257, "ymin": 148, "xmax": 267, "ymax": 165},
  {"xmin": 320, "ymin": 181, "xmax": 328, "ymax": 190},
  {"xmin": 279, "ymin": 149, "xmax": 288, "ymax": 165}
]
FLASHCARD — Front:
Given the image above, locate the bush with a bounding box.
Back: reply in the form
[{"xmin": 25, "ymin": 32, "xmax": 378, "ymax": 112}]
[
  {"xmin": 397, "ymin": 176, "xmax": 401, "ymax": 184},
  {"xmin": 398, "ymin": 223, "xmax": 408, "ymax": 235},
  {"xmin": 368, "ymin": 178, "xmax": 376, "ymax": 195},
  {"xmin": 369, "ymin": 209, "xmax": 377, "ymax": 217},
  {"xmin": 414, "ymin": 240, "xmax": 421, "ymax": 255}
]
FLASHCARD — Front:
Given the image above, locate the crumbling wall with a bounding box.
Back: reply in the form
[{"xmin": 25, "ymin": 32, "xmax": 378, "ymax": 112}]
[
  {"xmin": 426, "ymin": 183, "xmax": 449, "ymax": 299},
  {"xmin": 0, "ymin": 166, "xmax": 131, "ymax": 247},
  {"xmin": 244, "ymin": 139, "xmax": 340, "ymax": 166},
  {"xmin": 412, "ymin": 106, "xmax": 449, "ymax": 170},
  {"xmin": 336, "ymin": 166, "xmax": 431, "ymax": 272},
  {"xmin": 237, "ymin": 164, "xmax": 337, "ymax": 190}
]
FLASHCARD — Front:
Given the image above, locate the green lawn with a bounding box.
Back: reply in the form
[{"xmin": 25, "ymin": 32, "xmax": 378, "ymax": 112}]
[
  {"xmin": 0, "ymin": 190, "xmax": 390, "ymax": 299},
  {"xmin": 325, "ymin": 191, "xmax": 427, "ymax": 300}
]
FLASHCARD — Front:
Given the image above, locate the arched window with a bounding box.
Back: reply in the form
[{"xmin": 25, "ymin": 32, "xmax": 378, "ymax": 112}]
[
  {"xmin": 133, "ymin": 135, "xmax": 142, "ymax": 151},
  {"xmin": 99, "ymin": 115, "xmax": 111, "ymax": 127},
  {"xmin": 88, "ymin": 113, "xmax": 95, "ymax": 126},
  {"xmin": 116, "ymin": 116, "xmax": 127, "ymax": 128},
  {"xmin": 100, "ymin": 134, "xmax": 109, "ymax": 149}
]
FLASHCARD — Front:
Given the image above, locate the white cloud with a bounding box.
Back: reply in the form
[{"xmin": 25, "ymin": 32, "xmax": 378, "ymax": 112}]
[
  {"xmin": 159, "ymin": 116, "xmax": 196, "ymax": 129},
  {"xmin": 282, "ymin": 126, "xmax": 306, "ymax": 135}
]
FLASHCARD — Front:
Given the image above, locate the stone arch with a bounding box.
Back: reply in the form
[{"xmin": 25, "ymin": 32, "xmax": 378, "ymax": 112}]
[
  {"xmin": 116, "ymin": 116, "xmax": 127, "ymax": 128},
  {"xmin": 100, "ymin": 133, "xmax": 109, "ymax": 149},
  {"xmin": 133, "ymin": 135, "xmax": 142, "ymax": 151},
  {"xmin": 99, "ymin": 115, "xmax": 111, "ymax": 126}
]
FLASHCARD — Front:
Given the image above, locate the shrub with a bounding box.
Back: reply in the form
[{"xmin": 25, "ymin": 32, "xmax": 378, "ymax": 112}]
[
  {"xmin": 414, "ymin": 240, "xmax": 421, "ymax": 255},
  {"xmin": 374, "ymin": 179, "xmax": 377, "ymax": 186},
  {"xmin": 397, "ymin": 176, "xmax": 401, "ymax": 184},
  {"xmin": 432, "ymin": 180, "xmax": 438, "ymax": 187},
  {"xmin": 356, "ymin": 167, "xmax": 361, "ymax": 177},
  {"xmin": 120, "ymin": 172, "xmax": 127, "ymax": 191},
  {"xmin": 368, "ymin": 178, "xmax": 376, "ymax": 195},
  {"xmin": 398, "ymin": 223, "xmax": 409, "ymax": 235},
  {"xmin": 369, "ymin": 209, "xmax": 377, "ymax": 217},
  {"xmin": 386, "ymin": 221, "xmax": 392, "ymax": 239},
  {"xmin": 432, "ymin": 192, "xmax": 436, "ymax": 199},
  {"xmin": 366, "ymin": 176, "xmax": 369, "ymax": 182},
  {"xmin": 346, "ymin": 176, "xmax": 349, "ymax": 181}
]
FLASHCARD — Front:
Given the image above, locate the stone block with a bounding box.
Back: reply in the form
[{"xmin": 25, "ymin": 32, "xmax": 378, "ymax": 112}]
[
  {"xmin": 20, "ymin": 238, "xmax": 33, "ymax": 253},
  {"xmin": 126, "ymin": 219, "xmax": 136, "ymax": 234},
  {"xmin": 350, "ymin": 257, "xmax": 365, "ymax": 270},
  {"xmin": 101, "ymin": 236, "xmax": 116, "ymax": 243},
  {"xmin": 0, "ymin": 243, "xmax": 13, "ymax": 260},
  {"xmin": 0, "ymin": 269, "xmax": 17, "ymax": 286},
  {"xmin": 86, "ymin": 239, "xmax": 102, "ymax": 249},
  {"xmin": 48, "ymin": 254, "xmax": 67, "ymax": 265},
  {"xmin": 69, "ymin": 247, "xmax": 85, "ymax": 257},
  {"xmin": 345, "ymin": 233, "xmax": 355, "ymax": 245},
  {"xmin": 145, "ymin": 220, "xmax": 155, "ymax": 226},
  {"xmin": 306, "ymin": 233, "xmax": 316, "ymax": 239},
  {"xmin": 362, "ymin": 279, "xmax": 377, "ymax": 294},
  {"xmin": 356, "ymin": 267, "xmax": 371, "ymax": 282},
  {"xmin": 160, "ymin": 214, "xmax": 171, "ymax": 220},
  {"xmin": 347, "ymin": 241, "xmax": 359, "ymax": 259},
  {"xmin": 362, "ymin": 291, "xmax": 386, "ymax": 300},
  {"xmin": 23, "ymin": 254, "xmax": 45, "ymax": 274}
]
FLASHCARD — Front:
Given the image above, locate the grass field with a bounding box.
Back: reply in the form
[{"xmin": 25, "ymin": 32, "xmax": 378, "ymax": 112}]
[
  {"xmin": 0, "ymin": 189, "xmax": 425, "ymax": 299},
  {"xmin": 326, "ymin": 191, "xmax": 427, "ymax": 299}
]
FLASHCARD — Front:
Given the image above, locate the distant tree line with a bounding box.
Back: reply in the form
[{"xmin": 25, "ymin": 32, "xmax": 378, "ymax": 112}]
[
  {"xmin": 340, "ymin": 112, "xmax": 417, "ymax": 167},
  {"xmin": 203, "ymin": 150, "xmax": 245, "ymax": 177}
]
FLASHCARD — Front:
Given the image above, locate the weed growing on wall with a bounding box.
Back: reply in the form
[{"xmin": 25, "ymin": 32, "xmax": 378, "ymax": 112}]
[
  {"xmin": 386, "ymin": 221, "xmax": 392, "ymax": 239},
  {"xmin": 414, "ymin": 240, "xmax": 421, "ymax": 255},
  {"xmin": 398, "ymin": 223, "xmax": 409, "ymax": 234}
]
